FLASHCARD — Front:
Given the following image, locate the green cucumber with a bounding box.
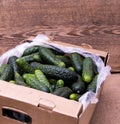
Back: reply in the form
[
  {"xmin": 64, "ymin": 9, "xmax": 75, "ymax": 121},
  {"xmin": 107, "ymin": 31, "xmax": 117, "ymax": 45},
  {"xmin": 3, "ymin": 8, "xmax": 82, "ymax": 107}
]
[
  {"xmin": 35, "ymin": 70, "xmax": 52, "ymax": 92},
  {"xmin": 8, "ymin": 56, "xmax": 27, "ymax": 86},
  {"xmin": 23, "ymin": 74, "xmax": 50, "ymax": 93},
  {"xmin": 71, "ymin": 75, "xmax": 86, "ymax": 95},
  {"xmin": 30, "ymin": 62, "xmax": 40, "ymax": 68},
  {"xmin": 68, "ymin": 66, "xmax": 75, "ymax": 71},
  {"xmin": 39, "ymin": 47, "xmax": 66, "ymax": 67},
  {"xmin": 55, "ymin": 79, "xmax": 64, "ymax": 89},
  {"xmin": 37, "ymin": 64, "xmax": 78, "ymax": 81},
  {"xmin": 0, "ymin": 64, "xmax": 13, "ymax": 81},
  {"xmin": 22, "ymin": 46, "xmax": 40, "ymax": 56},
  {"xmin": 9, "ymin": 80, "xmax": 16, "ymax": 84},
  {"xmin": 82, "ymin": 57, "xmax": 94, "ymax": 83},
  {"xmin": 14, "ymin": 72, "xmax": 27, "ymax": 86},
  {"xmin": 16, "ymin": 58, "xmax": 35, "ymax": 73},
  {"xmin": 20, "ymin": 52, "xmax": 41, "ymax": 63},
  {"xmin": 71, "ymin": 52, "xmax": 84, "ymax": 74},
  {"xmin": 8, "ymin": 56, "xmax": 21, "ymax": 73},
  {"xmin": 0, "ymin": 64, "xmax": 8, "ymax": 76},
  {"xmin": 56, "ymin": 55, "xmax": 72, "ymax": 67},
  {"xmin": 87, "ymin": 74, "xmax": 98, "ymax": 92},
  {"xmin": 69, "ymin": 93, "xmax": 81, "ymax": 101},
  {"xmin": 53, "ymin": 87, "xmax": 73, "ymax": 98}
]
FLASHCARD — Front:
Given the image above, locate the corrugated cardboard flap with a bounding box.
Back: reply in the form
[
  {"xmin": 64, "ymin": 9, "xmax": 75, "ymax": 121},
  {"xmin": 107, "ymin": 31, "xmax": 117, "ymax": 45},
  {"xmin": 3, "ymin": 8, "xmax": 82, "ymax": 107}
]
[{"xmin": 0, "ymin": 80, "xmax": 82, "ymax": 119}]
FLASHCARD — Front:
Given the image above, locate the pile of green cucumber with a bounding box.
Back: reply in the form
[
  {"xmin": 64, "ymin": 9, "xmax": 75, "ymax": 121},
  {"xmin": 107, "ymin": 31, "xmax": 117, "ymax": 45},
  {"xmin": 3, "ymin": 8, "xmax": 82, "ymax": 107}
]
[{"xmin": 0, "ymin": 45, "xmax": 99, "ymax": 101}]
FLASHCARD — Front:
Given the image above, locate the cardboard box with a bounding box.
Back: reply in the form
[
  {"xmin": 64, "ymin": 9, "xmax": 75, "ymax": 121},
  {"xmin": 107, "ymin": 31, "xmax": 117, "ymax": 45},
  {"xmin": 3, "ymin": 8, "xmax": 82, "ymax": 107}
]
[{"xmin": 0, "ymin": 38, "xmax": 109, "ymax": 124}]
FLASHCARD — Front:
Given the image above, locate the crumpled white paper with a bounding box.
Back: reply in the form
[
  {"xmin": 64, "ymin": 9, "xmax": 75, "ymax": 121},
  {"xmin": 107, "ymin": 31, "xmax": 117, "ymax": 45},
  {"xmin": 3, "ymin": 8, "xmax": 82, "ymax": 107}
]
[{"xmin": 0, "ymin": 34, "xmax": 111, "ymax": 111}]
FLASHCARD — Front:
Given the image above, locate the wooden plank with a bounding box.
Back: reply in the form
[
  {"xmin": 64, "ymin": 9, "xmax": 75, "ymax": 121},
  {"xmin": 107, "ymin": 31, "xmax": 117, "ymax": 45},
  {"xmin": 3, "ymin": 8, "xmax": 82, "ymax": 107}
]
[{"xmin": 0, "ymin": 0, "xmax": 120, "ymax": 32}]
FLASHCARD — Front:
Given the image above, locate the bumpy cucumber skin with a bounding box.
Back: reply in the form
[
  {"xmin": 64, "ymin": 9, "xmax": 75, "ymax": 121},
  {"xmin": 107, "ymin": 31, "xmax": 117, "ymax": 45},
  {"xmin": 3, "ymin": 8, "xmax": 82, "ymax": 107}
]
[
  {"xmin": 71, "ymin": 75, "xmax": 86, "ymax": 95},
  {"xmin": 0, "ymin": 64, "xmax": 7, "ymax": 76},
  {"xmin": 56, "ymin": 55, "xmax": 72, "ymax": 67},
  {"xmin": 7, "ymin": 56, "xmax": 27, "ymax": 86},
  {"xmin": 0, "ymin": 64, "xmax": 13, "ymax": 81},
  {"xmin": 71, "ymin": 52, "xmax": 84, "ymax": 74},
  {"xmin": 15, "ymin": 72, "xmax": 27, "ymax": 86},
  {"xmin": 53, "ymin": 87, "xmax": 73, "ymax": 98},
  {"xmin": 30, "ymin": 62, "xmax": 40, "ymax": 68},
  {"xmin": 23, "ymin": 74, "xmax": 50, "ymax": 93},
  {"xmin": 82, "ymin": 57, "xmax": 94, "ymax": 83},
  {"xmin": 37, "ymin": 64, "xmax": 78, "ymax": 81},
  {"xmin": 35, "ymin": 70, "xmax": 52, "ymax": 92},
  {"xmin": 87, "ymin": 75, "xmax": 98, "ymax": 92},
  {"xmin": 39, "ymin": 47, "xmax": 65, "ymax": 67},
  {"xmin": 8, "ymin": 56, "xmax": 21, "ymax": 73},
  {"xmin": 20, "ymin": 52, "xmax": 41, "ymax": 63},
  {"xmin": 16, "ymin": 58, "xmax": 35, "ymax": 73},
  {"xmin": 22, "ymin": 46, "xmax": 40, "ymax": 56}
]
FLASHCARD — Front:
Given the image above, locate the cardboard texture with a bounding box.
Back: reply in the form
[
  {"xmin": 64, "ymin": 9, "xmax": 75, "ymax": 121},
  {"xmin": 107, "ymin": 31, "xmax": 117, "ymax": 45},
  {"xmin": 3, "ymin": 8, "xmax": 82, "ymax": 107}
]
[
  {"xmin": 0, "ymin": 40, "xmax": 109, "ymax": 124},
  {"xmin": 0, "ymin": 81, "xmax": 82, "ymax": 124}
]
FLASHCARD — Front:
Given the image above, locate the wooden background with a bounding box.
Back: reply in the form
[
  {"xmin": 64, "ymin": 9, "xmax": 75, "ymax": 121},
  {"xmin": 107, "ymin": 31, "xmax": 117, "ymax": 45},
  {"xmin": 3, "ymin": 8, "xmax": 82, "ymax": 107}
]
[{"xmin": 0, "ymin": 0, "xmax": 120, "ymax": 124}]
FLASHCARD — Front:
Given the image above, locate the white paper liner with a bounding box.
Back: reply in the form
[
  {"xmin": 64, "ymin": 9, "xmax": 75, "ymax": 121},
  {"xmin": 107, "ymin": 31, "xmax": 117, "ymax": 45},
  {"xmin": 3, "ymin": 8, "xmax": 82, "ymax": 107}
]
[{"xmin": 0, "ymin": 34, "xmax": 111, "ymax": 112}]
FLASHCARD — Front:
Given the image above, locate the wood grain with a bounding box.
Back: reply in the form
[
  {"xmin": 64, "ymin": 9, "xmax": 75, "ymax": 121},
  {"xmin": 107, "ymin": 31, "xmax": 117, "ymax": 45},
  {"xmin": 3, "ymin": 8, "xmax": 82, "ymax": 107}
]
[{"xmin": 0, "ymin": 0, "xmax": 120, "ymax": 34}]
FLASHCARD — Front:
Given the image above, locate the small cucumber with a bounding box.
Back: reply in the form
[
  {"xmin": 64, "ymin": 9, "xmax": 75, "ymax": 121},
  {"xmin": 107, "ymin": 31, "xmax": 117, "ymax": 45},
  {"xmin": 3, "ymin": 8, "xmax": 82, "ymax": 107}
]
[
  {"xmin": 0, "ymin": 64, "xmax": 8, "ymax": 76},
  {"xmin": 9, "ymin": 80, "xmax": 16, "ymax": 84},
  {"xmin": 55, "ymin": 79, "xmax": 64, "ymax": 89},
  {"xmin": 37, "ymin": 64, "xmax": 78, "ymax": 81},
  {"xmin": 71, "ymin": 52, "xmax": 84, "ymax": 74},
  {"xmin": 0, "ymin": 64, "xmax": 13, "ymax": 81},
  {"xmin": 14, "ymin": 72, "xmax": 27, "ymax": 86},
  {"xmin": 87, "ymin": 74, "xmax": 98, "ymax": 92},
  {"xmin": 23, "ymin": 74, "xmax": 50, "ymax": 93},
  {"xmin": 8, "ymin": 56, "xmax": 21, "ymax": 74},
  {"xmin": 35, "ymin": 70, "xmax": 52, "ymax": 92},
  {"xmin": 16, "ymin": 58, "xmax": 35, "ymax": 73},
  {"xmin": 53, "ymin": 87, "xmax": 73, "ymax": 98},
  {"xmin": 68, "ymin": 66, "xmax": 75, "ymax": 71},
  {"xmin": 30, "ymin": 62, "xmax": 40, "ymax": 68},
  {"xmin": 39, "ymin": 47, "xmax": 66, "ymax": 67},
  {"xmin": 8, "ymin": 56, "xmax": 27, "ymax": 86},
  {"xmin": 71, "ymin": 75, "xmax": 86, "ymax": 95},
  {"xmin": 22, "ymin": 46, "xmax": 40, "ymax": 56},
  {"xmin": 20, "ymin": 52, "xmax": 42, "ymax": 63},
  {"xmin": 69, "ymin": 93, "xmax": 81, "ymax": 101},
  {"xmin": 56, "ymin": 55, "xmax": 72, "ymax": 67},
  {"xmin": 82, "ymin": 57, "xmax": 94, "ymax": 83}
]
